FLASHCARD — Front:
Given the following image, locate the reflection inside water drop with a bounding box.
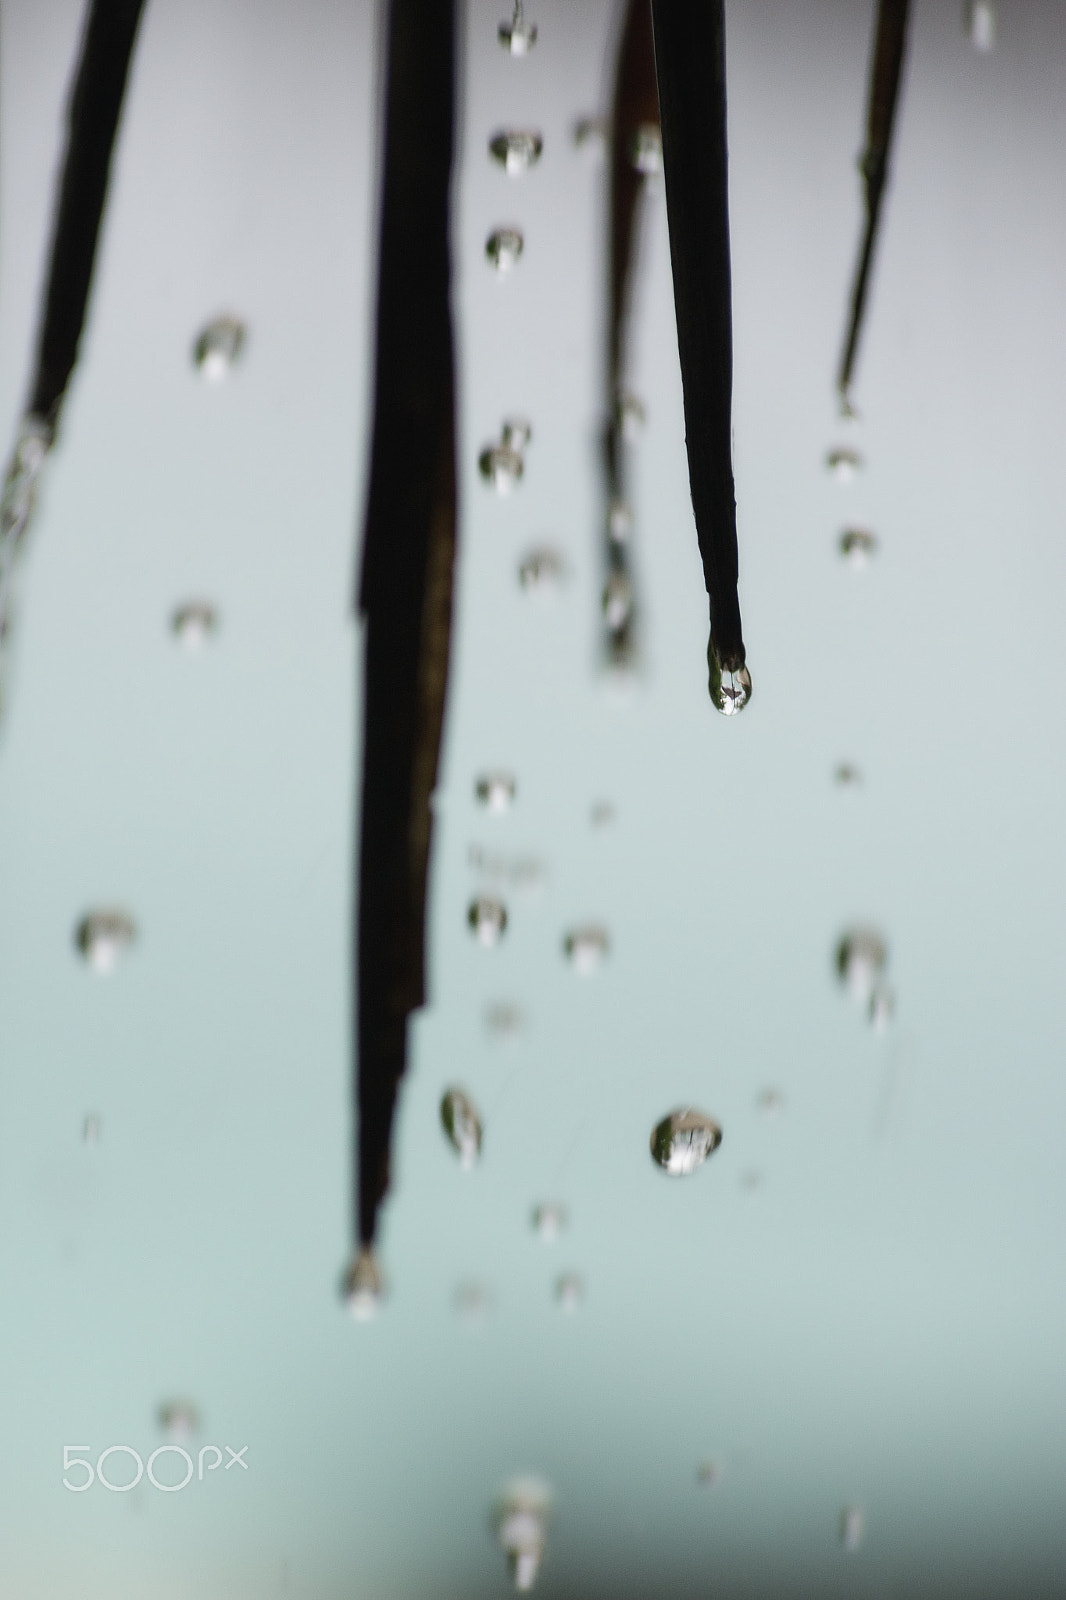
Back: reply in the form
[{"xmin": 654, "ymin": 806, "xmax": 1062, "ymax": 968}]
[
  {"xmin": 158, "ymin": 1401, "xmax": 199, "ymax": 1441},
  {"xmin": 441, "ymin": 1088, "xmax": 483, "ymax": 1168},
  {"xmin": 965, "ymin": 0, "xmax": 996, "ymax": 50},
  {"xmin": 531, "ymin": 1202, "xmax": 567, "ymax": 1241},
  {"xmin": 486, "ymin": 227, "xmax": 524, "ymax": 272},
  {"xmin": 171, "ymin": 600, "xmax": 218, "ymax": 648},
  {"xmin": 499, "ymin": 2, "xmax": 537, "ymax": 55},
  {"xmin": 193, "ymin": 315, "xmax": 245, "ymax": 381},
  {"xmin": 826, "ymin": 446, "xmax": 863, "ymax": 481},
  {"xmin": 475, "ymin": 771, "xmax": 516, "ymax": 812},
  {"xmin": 836, "ymin": 928, "xmax": 887, "ymax": 1005},
  {"xmin": 494, "ymin": 1483, "xmax": 551, "ymax": 1592},
  {"xmin": 468, "ymin": 896, "xmax": 508, "ymax": 946},
  {"xmin": 616, "ymin": 392, "xmax": 645, "ymax": 441},
  {"xmin": 479, "ymin": 444, "xmax": 524, "ymax": 493},
  {"xmin": 555, "ymin": 1272, "xmax": 583, "ymax": 1312},
  {"xmin": 518, "ymin": 548, "xmax": 564, "ymax": 592},
  {"xmin": 840, "ymin": 527, "xmax": 878, "ymax": 565},
  {"xmin": 75, "ymin": 910, "xmax": 137, "ymax": 974},
  {"xmin": 563, "ymin": 925, "xmax": 609, "ymax": 974},
  {"xmin": 650, "ymin": 1108, "xmax": 722, "ymax": 1175},
  {"xmin": 602, "ymin": 571, "xmax": 634, "ymax": 630},
  {"xmin": 489, "ymin": 130, "xmax": 544, "ymax": 176},
  {"xmin": 607, "ymin": 499, "xmax": 632, "ymax": 542},
  {"xmin": 343, "ymin": 1247, "xmax": 383, "ymax": 1321},
  {"xmin": 708, "ymin": 646, "xmax": 752, "ymax": 716},
  {"xmin": 630, "ymin": 122, "xmax": 662, "ymax": 175}
]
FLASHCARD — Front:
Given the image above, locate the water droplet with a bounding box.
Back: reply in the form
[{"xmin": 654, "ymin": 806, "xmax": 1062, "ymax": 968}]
[
  {"xmin": 555, "ymin": 1272, "xmax": 583, "ymax": 1312},
  {"xmin": 502, "ymin": 418, "xmax": 532, "ymax": 451},
  {"xmin": 756, "ymin": 1087, "xmax": 784, "ymax": 1116},
  {"xmin": 868, "ymin": 983, "xmax": 895, "ymax": 1031},
  {"xmin": 573, "ymin": 116, "xmax": 607, "ymax": 152},
  {"xmin": 193, "ymin": 315, "xmax": 245, "ymax": 381},
  {"xmin": 74, "ymin": 910, "xmax": 136, "ymax": 974},
  {"xmin": 518, "ymin": 548, "xmax": 564, "ymax": 592},
  {"xmin": 834, "ymin": 763, "xmax": 863, "ymax": 787},
  {"xmin": 479, "ymin": 444, "xmax": 524, "ymax": 493},
  {"xmin": 454, "ymin": 1281, "xmax": 492, "ymax": 1324},
  {"xmin": 468, "ymin": 896, "xmax": 508, "ymax": 946},
  {"xmin": 441, "ymin": 1088, "xmax": 483, "ymax": 1168},
  {"xmin": 964, "ymin": 0, "xmax": 996, "ymax": 50},
  {"xmin": 82, "ymin": 1113, "xmax": 102, "ymax": 1144},
  {"xmin": 475, "ymin": 771, "xmax": 516, "ymax": 812},
  {"xmin": 486, "ymin": 227, "xmax": 524, "ymax": 272},
  {"xmin": 616, "ymin": 392, "xmax": 645, "ymax": 441},
  {"xmin": 836, "ymin": 928, "xmax": 887, "ymax": 1005},
  {"xmin": 499, "ymin": 3, "xmax": 537, "ymax": 54},
  {"xmin": 531, "ymin": 1202, "xmax": 567, "ymax": 1241},
  {"xmin": 841, "ymin": 1505, "xmax": 865, "ymax": 1552},
  {"xmin": 343, "ymin": 1246, "xmax": 384, "ymax": 1320},
  {"xmin": 607, "ymin": 498, "xmax": 632, "ymax": 541},
  {"xmin": 157, "ymin": 1401, "xmax": 199, "ymax": 1441},
  {"xmin": 708, "ymin": 646, "xmax": 752, "ymax": 716},
  {"xmin": 740, "ymin": 1169, "xmax": 763, "ymax": 1192},
  {"xmin": 494, "ymin": 1482, "xmax": 551, "ymax": 1592},
  {"xmin": 602, "ymin": 571, "xmax": 634, "ymax": 630},
  {"xmin": 489, "ymin": 130, "xmax": 544, "ymax": 176},
  {"xmin": 485, "ymin": 1001, "xmax": 524, "ymax": 1039},
  {"xmin": 650, "ymin": 1108, "xmax": 723, "ymax": 1175},
  {"xmin": 630, "ymin": 122, "xmax": 663, "ymax": 175},
  {"xmin": 563, "ymin": 924, "xmax": 609, "ymax": 974},
  {"xmin": 171, "ymin": 600, "xmax": 218, "ymax": 648},
  {"xmin": 1, "ymin": 414, "xmax": 52, "ymax": 547},
  {"xmin": 696, "ymin": 1461, "xmax": 723, "ymax": 1488},
  {"xmin": 839, "ymin": 527, "xmax": 878, "ymax": 565},
  {"xmin": 826, "ymin": 446, "xmax": 863, "ymax": 481},
  {"xmin": 590, "ymin": 800, "xmax": 615, "ymax": 828}
]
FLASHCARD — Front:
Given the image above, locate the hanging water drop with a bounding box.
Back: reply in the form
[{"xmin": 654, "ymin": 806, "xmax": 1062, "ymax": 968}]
[
  {"xmin": 650, "ymin": 1109, "xmax": 723, "ymax": 1175},
  {"xmin": 157, "ymin": 1401, "xmax": 199, "ymax": 1441},
  {"xmin": 563, "ymin": 924, "xmax": 609, "ymax": 974},
  {"xmin": 602, "ymin": 571, "xmax": 634, "ymax": 630},
  {"xmin": 834, "ymin": 763, "xmax": 863, "ymax": 787},
  {"xmin": 479, "ymin": 444, "xmax": 524, "ymax": 493},
  {"xmin": 494, "ymin": 1482, "xmax": 551, "ymax": 1592},
  {"xmin": 839, "ymin": 527, "xmax": 878, "ymax": 565},
  {"xmin": 630, "ymin": 122, "xmax": 663, "ymax": 175},
  {"xmin": 573, "ymin": 116, "xmax": 608, "ymax": 154},
  {"xmin": 616, "ymin": 392, "xmax": 645, "ymax": 441},
  {"xmin": 835, "ymin": 928, "xmax": 887, "ymax": 1005},
  {"xmin": 486, "ymin": 227, "xmax": 524, "ymax": 272},
  {"xmin": 343, "ymin": 1246, "xmax": 384, "ymax": 1321},
  {"xmin": 590, "ymin": 800, "xmax": 615, "ymax": 828},
  {"xmin": 531, "ymin": 1202, "xmax": 567, "ymax": 1241},
  {"xmin": 468, "ymin": 896, "xmax": 508, "ymax": 946},
  {"xmin": 756, "ymin": 1087, "xmax": 784, "ymax": 1116},
  {"xmin": 826, "ymin": 446, "xmax": 863, "ymax": 481},
  {"xmin": 486, "ymin": 1001, "xmax": 524, "ymax": 1038},
  {"xmin": 475, "ymin": 771, "xmax": 516, "ymax": 812},
  {"xmin": 708, "ymin": 646, "xmax": 752, "ymax": 716},
  {"xmin": 489, "ymin": 130, "xmax": 544, "ymax": 176},
  {"xmin": 869, "ymin": 983, "xmax": 896, "ymax": 1031},
  {"xmin": 192, "ymin": 315, "xmax": 246, "ymax": 381},
  {"xmin": 555, "ymin": 1272, "xmax": 583, "ymax": 1312},
  {"xmin": 499, "ymin": 1, "xmax": 537, "ymax": 55},
  {"xmin": 607, "ymin": 498, "xmax": 632, "ymax": 542},
  {"xmin": 74, "ymin": 910, "xmax": 136, "ymax": 974},
  {"xmin": 696, "ymin": 1461, "xmax": 723, "ymax": 1488},
  {"xmin": 454, "ymin": 1281, "xmax": 492, "ymax": 1324},
  {"xmin": 518, "ymin": 548, "xmax": 564, "ymax": 592},
  {"xmin": 171, "ymin": 600, "xmax": 218, "ymax": 648},
  {"xmin": 440, "ymin": 1088, "xmax": 483, "ymax": 1168}
]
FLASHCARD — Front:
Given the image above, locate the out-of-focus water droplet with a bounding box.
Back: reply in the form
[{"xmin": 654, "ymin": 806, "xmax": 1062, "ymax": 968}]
[
  {"xmin": 518, "ymin": 548, "xmax": 564, "ymax": 592},
  {"xmin": 494, "ymin": 1482, "xmax": 551, "ymax": 1592},
  {"xmin": 454, "ymin": 1281, "xmax": 492, "ymax": 1324},
  {"xmin": 499, "ymin": 2, "xmax": 537, "ymax": 54},
  {"xmin": 696, "ymin": 1461, "xmax": 722, "ymax": 1488},
  {"xmin": 502, "ymin": 419, "xmax": 532, "ymax": 453},
  {"xmin": 590, "ymin": 800, "xmax": 615, "ymax": 828},
  {"xmin": 468, "ymin": 895, "xmax": 508, "ymax": 946},
  {"xmin": 573, "ymin": 116, "xmax": 607, "ymax": 151},
  {"xmin": 740, "ymin": 1169, "xmax": 763, "ymax": 1192},
  {"xmin": 616, "ymin": 392, "xmax": 645, "ymax": 441},
  {"xmin": 475, "ymin": 771, "xmax": 516, "ymax": 812},
  {"xmin": 158, "ymin": 1401, "xmax": 199, "ymax": 1441},
  {"xmin": 826, "ymin": 446, "xmax": 863, "ymax": 481},
  {"xmin": 834, "ymin": 762, "xmax": 863, "ymax": 787},
  {"xmin": 708, "ymin": 646, "xmax": 752, "ymax": 716},
  {"xmin": 840, "ymin": 527, "xmax": 878, "ymax": 565},
  {"xmin": 343, "ymin": 1246, "xmax": 384, "ymax": 1320},
  {"xmin": 607, "ymin": 498, "xmax": 632, "ymax": 542},
  {"xmin": 563, "ymin": 924, "xmax": 609, "ymax": 974},
  {"xmin": 964, "ymin": 0, "xmax": 996, "ymax": 50},
  {"xmin": 441, "ymin": 1087, "xmax": 483, "ymax": 1168},
  {"xmin": 479, "ymin": 444, "xmax": 524, "ymax": 493},
  {"xmin": 630, "ymin": 121, "xmax": 663, "ymax": 174},
  {"xmin": 756, "ymin": 1087, "xmax": 784, "ymax": 1116},
  {"xmin": 650, "ymin": 1108, "xmax": 723, "ymax": 1175},
  {"xmin": 75, "ymin": 910, "xmax": 136, "ymax": 974},
  {"xmin": 489, "ymin": 130, "xmax": 544, "ymax": 176},
  {"xmin": 602, "ymin": 571, "xmax": 634, "ymax": 630},
  {"xmin": 193, "ymin": 315, "xmax": 246, "ymax": 381},
  {"xmin": 555, "ymin": 1272, "xmax": 583, "ymax": 1312},
  {"xmin": 531, "ymin": 1202, "xmax": 567, "ymax": 1241},
  {"xmin": 83, "ymin": 1113, "xmax": 102, "ymax": 1144},
  {"xmin": 171, "ymin": 600, "xmax": 218, "ymax": 648},
  {"xmin": 869, "ymin": 983, "xmax": 895, "ymax": 1031},
  {"xmin": 485, "ymin": 1001, "xmax": 524, "ymax": 1039},
  {"xmin": 487, "ymin": 227, "xmax": 524, "ymax": 272},
  {"xmin": 836, "ymin": 928, "xmax": 887, "ymax": 1005},
  {"xmin": 1, "ymin": 414, "xmax": 52, "ymax": 549},
  {"xmin": 841, "ymin": 1506, "xmax": 865, "ymax": 1552}
]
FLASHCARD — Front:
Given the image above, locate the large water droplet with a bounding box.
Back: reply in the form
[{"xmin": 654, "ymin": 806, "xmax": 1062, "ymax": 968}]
[
  {"xmin": 441, "ymin": 1088, "xmax": 483, "ymax": 1168},
  {"xmin": 555, "ymin": 1272, "xmax": 583, "ymax": 1312},
  {"xmin": 193, "ymin": 315, "xmax": 246, "ymax": 381},
  {"xmin": 602, "ymin": 571, "xmax": 634, "ymax": 630},
  {"xmin": 518, "ymin": 548, "xmax": 564, "ymax": 592},
  {"xmin": 502, "ymin": 418, "xmax": 532, "ymax": 451},
  {"xmin": 74, "ymin": 910, "xmax": 137, "ymax": 974},
  {"xmin": 486, "ymin": 227, "xmax": 524, "ymax": 272},
  {"xmin": 708, "ymin": 646, "xmax": 752, "ymax": 716},
  {"xmin": 494, "ymin": 1483, "xmax": 551, "ymax": 1592},
  {"xmin": 826, "ymin": 446, "xmax": 863, "ymax": 481},
  {"xmin": 479, "ymin": 444, "xmax": 524, "ymax": 493},
  {"xmin": 171, "ymin": 600, "xmax": 218, "ymax": 648},
  {"xmin": 835, "ymin": 928, "xmax": 887, "ymax": 1005},
  {"xmin": 630, "ymin": 122, "xmax": 663, "ymax": 174},
  {"xmin": 158, "ymin": 1401, "xmax": 199, "ymax": 1441},
  {"xmin": 531, "ymin": 1202, "xmax": 567, "ymax": 1241},
  {"xmin": 841, "ymin": 1506, "xmax": 865, "ymax": 1552},
  {"xmin": 343, "ymin": 1246, "xmax": 384, "ymax": 1320},
  {"xmin": 964, "ymin": 0, "xmax": 996, "ymax": 50},
  {"xmin": 563, "ymin": 924, "xmax": 609, "ymax": 974},
  {"xmin": 499, "ymin": 3, "xmax": 537, "ymax": 54},
  {"xmin": 469, "ymin": 896, "xmax": 508, "ymax": 946},
  {"xmin": 650, "ymin": 1108, "xmax": 722, "ymax": 1175},
  {"xmin": 839, "ymin": 527, "xmax": 878, "ymax": 565},
  {"xmin": 476, "ymin": 771, "xmax": 516, "ymax": 812},
  {"xmin": 489, "ymin": 130, "xmax": 544, "ymax": 176}
]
